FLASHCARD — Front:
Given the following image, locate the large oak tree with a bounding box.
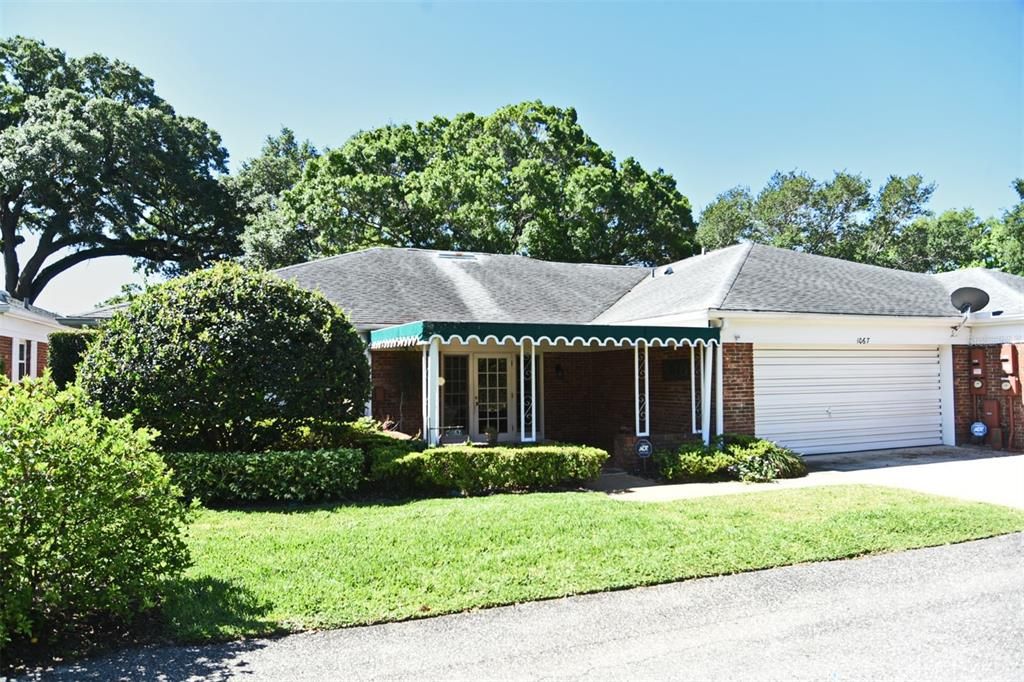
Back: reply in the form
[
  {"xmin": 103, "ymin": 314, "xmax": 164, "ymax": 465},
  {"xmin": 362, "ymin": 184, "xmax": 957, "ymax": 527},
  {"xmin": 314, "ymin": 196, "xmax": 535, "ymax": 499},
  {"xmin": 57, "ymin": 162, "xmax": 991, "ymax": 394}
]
[
  {"xmin": 0, "ymin": 36, "xmax": 240, "ymax": 303},
  {"xmin": 242, "ymin": 101, "xmax": 697, "ymax": 268}
]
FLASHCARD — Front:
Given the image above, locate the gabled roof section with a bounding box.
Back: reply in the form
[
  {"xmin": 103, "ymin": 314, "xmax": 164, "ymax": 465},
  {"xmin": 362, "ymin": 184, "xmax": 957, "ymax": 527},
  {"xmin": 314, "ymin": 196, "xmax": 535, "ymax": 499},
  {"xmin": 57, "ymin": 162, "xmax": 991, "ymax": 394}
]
[
  {"xmin": 594, "ymin": 244, "xmax": 750, "ymax": 323},
  {"xmin": 934, "ymin": 268, "xmax": 1024, "ymax": 316},
  {"xmin": 719, "ymin": 244, "xmax": 956, "ymax": 317},
  {"xmin": 274, "ymin": 247, "xmax": 649, "ymax": 327},
  {"xmin": 598, "ymin": 243, "xmax": 962, "ymax": 322}
]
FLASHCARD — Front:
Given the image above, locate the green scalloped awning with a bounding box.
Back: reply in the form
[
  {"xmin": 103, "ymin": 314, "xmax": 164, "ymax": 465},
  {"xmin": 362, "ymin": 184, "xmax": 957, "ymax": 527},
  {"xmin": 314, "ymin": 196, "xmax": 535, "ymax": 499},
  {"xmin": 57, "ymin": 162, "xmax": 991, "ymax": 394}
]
[{"xmin": 368, "ymin": 320, "xmax": 719, "ymax": 349}]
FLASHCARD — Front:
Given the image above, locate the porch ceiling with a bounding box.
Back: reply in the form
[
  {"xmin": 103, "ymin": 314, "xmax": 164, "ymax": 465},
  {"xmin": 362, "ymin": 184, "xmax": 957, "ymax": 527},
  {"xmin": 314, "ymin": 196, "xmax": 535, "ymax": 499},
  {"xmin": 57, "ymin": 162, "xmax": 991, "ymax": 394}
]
[{"xmin": 368, "ymin": 320, "xmax": 719, "ymax": 349}]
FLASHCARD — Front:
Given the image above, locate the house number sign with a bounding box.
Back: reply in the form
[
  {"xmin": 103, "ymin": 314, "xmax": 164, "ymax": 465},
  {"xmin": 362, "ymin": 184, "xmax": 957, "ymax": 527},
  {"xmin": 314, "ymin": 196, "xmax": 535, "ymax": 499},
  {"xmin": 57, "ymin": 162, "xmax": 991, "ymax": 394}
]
[{"xmin": 856, "ymin": 337, "xmax": 871, "ymax": 344}]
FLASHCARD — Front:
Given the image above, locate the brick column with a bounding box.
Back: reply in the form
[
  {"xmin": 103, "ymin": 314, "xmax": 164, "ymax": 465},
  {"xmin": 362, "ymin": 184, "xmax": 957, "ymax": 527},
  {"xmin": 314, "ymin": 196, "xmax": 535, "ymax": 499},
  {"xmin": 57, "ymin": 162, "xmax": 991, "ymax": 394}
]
[{"xmin": 722, "ymin": 343, "xmax": 755, "ymax": 435}]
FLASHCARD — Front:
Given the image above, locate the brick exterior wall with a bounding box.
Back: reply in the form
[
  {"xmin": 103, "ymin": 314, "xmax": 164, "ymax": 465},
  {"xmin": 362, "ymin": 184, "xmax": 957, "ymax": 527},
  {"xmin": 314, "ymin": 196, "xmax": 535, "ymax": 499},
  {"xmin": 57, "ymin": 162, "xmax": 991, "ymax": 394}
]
[
  {"xmin": 0, "ymin": 335, "xmax": 11, "ymax": 381},
  {"xmin": 544, "ymin": 347, "xmax": 698, "ymax": 469},
  {"xmin": 952, "ymin": 344, "xmax": 1024, "ymax": 451},
  {"xmin": 370, "ymin": 350, "xmax": 423, "ymax": 437},
  {"xmin": 368, "ymin": 344, "xmax": 756, "ymax": 467},
  {"xmin": 35, "ymin": 341, "xmax": 48, "ymax": 378},
  {"xmin": 723, "ymin": 343, "xmax": 755, "ymax": 435}
]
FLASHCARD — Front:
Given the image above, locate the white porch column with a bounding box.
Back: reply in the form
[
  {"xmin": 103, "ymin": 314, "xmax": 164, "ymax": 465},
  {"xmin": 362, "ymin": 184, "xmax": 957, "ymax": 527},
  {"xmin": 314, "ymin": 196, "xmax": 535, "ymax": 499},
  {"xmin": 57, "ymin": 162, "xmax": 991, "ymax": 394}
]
[
  {"xmin": 426, "ymin": 338, "xmax": 440, "ymax": 446},
  {"xmin": 421, "ymin": 346, "xmax": 428, "ymax": 443},
  {"xmin": 690, "ymin": 345, "xmax": 698, "ymax": 434},
  {"xmin": 634, "ymin": 341, "xmax": 650, "ymax": 437},
  {"xmin": 701, "ymin": 343, "xmax": 713, "ymax": 445},
  {"xmin": 715, "ymin": 341, "xmax": 725, "ymax": 438},
  {"xmin": 519, "ymin": 341, "xmax": 526, "ymax": 442},
  {"xmin": 518, "ymin": 339, "xmax": 538, "ymax": 443},
  {"xmin": 363, "ymin": 339, "xmax": 373, "ymax": 418}
]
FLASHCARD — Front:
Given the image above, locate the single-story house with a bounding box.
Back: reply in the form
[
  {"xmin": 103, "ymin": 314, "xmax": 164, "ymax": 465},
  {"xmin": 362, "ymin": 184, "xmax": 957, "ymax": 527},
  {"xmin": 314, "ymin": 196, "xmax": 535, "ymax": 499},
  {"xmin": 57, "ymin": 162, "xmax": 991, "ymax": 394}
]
[
  {"xmin": 0, "ymin": 291, "xmax": 62, "ymax": 382},
  {"xmin": 68, "ymin": 243, "xmax": 1024, "ymax": 466},
  {"xmin": 270, "ymin": 243, "xmax": 1024, "ymax": 465}
]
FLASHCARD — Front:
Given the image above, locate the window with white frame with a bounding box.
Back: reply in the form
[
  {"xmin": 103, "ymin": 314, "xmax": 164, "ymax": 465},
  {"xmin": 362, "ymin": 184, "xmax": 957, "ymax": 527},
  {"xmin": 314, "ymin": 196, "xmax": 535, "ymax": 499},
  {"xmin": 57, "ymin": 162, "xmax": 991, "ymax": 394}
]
[{"xmin": 16, "ymin": 340, "xmax": 32, "ymax": 381}]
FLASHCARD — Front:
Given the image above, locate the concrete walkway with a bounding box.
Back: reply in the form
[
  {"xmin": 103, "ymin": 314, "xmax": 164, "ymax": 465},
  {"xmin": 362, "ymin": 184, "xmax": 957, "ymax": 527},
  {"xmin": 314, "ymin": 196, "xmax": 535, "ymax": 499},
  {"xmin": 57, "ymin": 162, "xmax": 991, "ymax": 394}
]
[
  {"xmin": 29, "ymin": 533, "xmax": 1024, "ymax": 681},
  {"xmin": 594, "ymin": 446, "xmax": 1024, "ymax": 508}
]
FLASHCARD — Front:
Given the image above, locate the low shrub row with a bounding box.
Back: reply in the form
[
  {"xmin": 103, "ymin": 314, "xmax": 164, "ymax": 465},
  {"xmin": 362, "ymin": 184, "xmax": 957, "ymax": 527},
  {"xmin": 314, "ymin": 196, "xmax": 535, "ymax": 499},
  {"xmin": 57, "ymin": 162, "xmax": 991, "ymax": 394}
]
[
  {"xmin": 163, "ymin": 448, "xmax": 364, "ymax": 504},
  {"xmin": 164, "ymin": 427, "xmax": 608, "ymax": 503},
  {"xmin": 394, "ymin": 444, "xmax": 608, "ymax": 495},
  {"xmin": 654, "ymin": 434, "xmax": 807, "ymax": 483}
]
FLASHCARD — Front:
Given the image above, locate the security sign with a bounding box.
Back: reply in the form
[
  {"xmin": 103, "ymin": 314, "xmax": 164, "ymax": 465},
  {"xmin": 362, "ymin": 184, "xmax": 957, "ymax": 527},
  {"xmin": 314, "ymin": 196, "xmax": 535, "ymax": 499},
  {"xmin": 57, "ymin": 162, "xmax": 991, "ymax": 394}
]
[
  {"xmin": 634, "ymin": 438, "xmax": 653, "ymax": 459},
  {"xmin": 970, "ymin": 421, "xmax": 988, "ymax": 438}
]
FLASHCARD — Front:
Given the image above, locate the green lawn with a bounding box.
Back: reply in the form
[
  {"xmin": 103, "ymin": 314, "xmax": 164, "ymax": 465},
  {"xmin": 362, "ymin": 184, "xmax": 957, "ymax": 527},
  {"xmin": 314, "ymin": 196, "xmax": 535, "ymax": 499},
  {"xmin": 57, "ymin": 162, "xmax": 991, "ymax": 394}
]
[{"xmin": 164, "ymin": 485, "xmax": 1024, "ymax": 642}]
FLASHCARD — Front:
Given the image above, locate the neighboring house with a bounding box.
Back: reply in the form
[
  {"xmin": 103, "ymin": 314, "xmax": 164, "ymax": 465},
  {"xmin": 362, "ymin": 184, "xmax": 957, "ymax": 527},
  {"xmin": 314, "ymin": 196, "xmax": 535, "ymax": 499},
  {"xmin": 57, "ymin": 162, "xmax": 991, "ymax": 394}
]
[
  {"xmin": 0, "ymin": 291, "xmax": 64, "ymax": 382},
  {"xmin": 73, "ymin": 244, "xmax": 1024, "ymax": 465}
]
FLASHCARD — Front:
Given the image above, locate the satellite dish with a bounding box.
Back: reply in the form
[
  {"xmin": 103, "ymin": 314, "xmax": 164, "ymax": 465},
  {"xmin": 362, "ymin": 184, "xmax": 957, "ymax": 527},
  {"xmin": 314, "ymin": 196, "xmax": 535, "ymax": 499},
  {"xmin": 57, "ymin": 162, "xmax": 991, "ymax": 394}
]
[{"xmin": 950, "ymin": 287, "xmax": 990, "ymax": 314}]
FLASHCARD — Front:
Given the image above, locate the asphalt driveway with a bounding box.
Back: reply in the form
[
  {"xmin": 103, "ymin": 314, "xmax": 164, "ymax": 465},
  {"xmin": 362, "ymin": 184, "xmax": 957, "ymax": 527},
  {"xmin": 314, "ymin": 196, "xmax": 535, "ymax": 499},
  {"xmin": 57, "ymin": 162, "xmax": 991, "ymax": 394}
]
[
  {"xmin": 28, "ymin": 533, "xmax": 1024, "ymax": 681},
  {"xmin": 599, "ymin": 446, "xmax": 1024, "ymax": 508}
]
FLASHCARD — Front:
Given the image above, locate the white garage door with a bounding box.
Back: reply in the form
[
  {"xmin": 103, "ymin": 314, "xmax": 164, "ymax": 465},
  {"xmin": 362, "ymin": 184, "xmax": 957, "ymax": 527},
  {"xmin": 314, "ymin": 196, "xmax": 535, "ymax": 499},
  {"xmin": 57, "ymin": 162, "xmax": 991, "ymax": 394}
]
[{"xmin": 753, "ymin": 346, "xmax": 944, "ymax": 456}]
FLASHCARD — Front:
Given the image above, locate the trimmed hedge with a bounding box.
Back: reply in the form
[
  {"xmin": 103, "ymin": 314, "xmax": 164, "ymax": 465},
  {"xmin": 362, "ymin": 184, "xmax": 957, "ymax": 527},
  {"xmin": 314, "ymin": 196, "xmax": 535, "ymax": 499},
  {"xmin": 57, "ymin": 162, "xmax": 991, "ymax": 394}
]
[
  {"xmin": 163, "ymin": 448, "xmax": 363, "ymax": 504},
  {"xmin": 654, "ymin": 434, "xmax": 807, "ymax": 483},
  {"xmin": 277, "ymin": 417, "xmax": 427, "ymax": 494},
  {"xmin": 47, "ymin": 329, "xmax": 98, "ymax": 388},
  {"xmin": 396, "ymin": 444, "xmax": 608, "ymax": 496}
]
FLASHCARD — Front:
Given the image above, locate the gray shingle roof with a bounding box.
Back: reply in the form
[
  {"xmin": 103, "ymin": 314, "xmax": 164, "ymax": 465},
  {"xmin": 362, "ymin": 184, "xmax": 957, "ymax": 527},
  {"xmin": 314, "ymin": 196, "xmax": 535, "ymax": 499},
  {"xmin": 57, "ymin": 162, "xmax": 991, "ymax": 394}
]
[
  {"xmin": 720, "ymin": 244, "xmax": 957, "ymax": 317},
  {"xmin": 934, "ymin": 268, "xmax": 1024, "ymax": 316},
  {"xmin": 596, "ymin": 243, "xmax": 964, "ymax": 322},
  {"xmin": 0, "ymin": 291, "xmax": 61, "ymax": 319},
  {"xmin": 273, "ymin": 247, "xmax": 649, "ymax": 327},
  {"xmin": 69, "ymin": 244, "xmax": 1024, "ymax": 327}
]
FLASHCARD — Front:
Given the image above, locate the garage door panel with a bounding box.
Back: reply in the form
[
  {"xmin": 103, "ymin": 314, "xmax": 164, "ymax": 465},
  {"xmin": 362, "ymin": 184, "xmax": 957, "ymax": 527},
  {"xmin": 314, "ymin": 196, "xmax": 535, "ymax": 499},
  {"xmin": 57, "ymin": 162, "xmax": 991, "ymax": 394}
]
[
  {"xmin": 753, "ymin": 346, "xmax": 944, "ymax": 455},
  {"xmin": 756, "ymin": 388, "xmax": 941, "ymax": 406},
  {"xmin": 782, "ymin": 435, "xmax": 943, "ymax": 456},
  {"xmin": 755, "ymin": 364, "xmax": 940, "ymax": 380}
]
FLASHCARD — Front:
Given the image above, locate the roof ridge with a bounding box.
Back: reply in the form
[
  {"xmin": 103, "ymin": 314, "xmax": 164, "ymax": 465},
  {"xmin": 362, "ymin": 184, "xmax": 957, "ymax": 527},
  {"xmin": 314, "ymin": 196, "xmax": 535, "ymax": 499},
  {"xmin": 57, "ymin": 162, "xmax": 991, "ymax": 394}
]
[
  {"xmin": 273, "ymin": 245, "xmax": 388, "ymax": 273},
  {"xmin": 713, "ymin": 242, "xmax": 754, "ymax": 309}
]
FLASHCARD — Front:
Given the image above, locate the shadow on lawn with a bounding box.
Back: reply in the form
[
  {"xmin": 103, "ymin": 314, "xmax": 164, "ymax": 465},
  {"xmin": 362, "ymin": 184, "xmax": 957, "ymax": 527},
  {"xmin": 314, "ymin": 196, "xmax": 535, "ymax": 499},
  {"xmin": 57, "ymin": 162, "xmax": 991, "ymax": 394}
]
[{"xmin": 12, "ymin": 578, "xmax": 277, "ymax": 681}]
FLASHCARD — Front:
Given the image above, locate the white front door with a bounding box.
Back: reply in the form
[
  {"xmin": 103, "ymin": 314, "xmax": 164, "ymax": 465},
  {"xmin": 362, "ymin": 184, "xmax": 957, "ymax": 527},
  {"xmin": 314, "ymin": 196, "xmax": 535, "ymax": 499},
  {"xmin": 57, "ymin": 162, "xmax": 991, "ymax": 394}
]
[{"xmin": 473, "ymin": 355, "xmax": 514, "ymax": 441}]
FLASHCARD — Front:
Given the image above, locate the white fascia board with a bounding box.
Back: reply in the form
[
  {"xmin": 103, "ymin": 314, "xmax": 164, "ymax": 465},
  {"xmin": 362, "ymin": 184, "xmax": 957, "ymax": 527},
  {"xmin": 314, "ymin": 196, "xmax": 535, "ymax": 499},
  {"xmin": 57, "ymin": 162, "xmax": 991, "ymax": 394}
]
[
  {"xmin": 710, "ymin": 309, "xmax": 965, "ymax": 346},
  {"xmin": 0, "ymin": 314, "xmax": 64, "ymax": 343},
  {"xmin": 964, "ymin": 321, "xmax": 1024, "ymax": 345},
  {"xmin": 3, "ymin": 306, "xmax": 66, "ymax": 329},
  {"xmin": 709, "ymin": 309, "xmax": 962, "ymax": 325}
]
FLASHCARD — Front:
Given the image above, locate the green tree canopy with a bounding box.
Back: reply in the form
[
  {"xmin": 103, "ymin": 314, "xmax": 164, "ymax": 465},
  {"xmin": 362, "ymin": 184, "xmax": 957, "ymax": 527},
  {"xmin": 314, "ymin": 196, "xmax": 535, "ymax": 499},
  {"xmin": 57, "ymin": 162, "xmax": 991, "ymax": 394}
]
[
  {"xmin": 697, "ymin": 170, "xmax": 991, "ymax": 273},
  {"xmin": 232, "ymin": 128, "xmax": 320, "ymax": 269},
  {"xmin": 0, "ymin": 36, "xmax": 241, "ymax": 302},
  {"xmin": 242, "ymin": 101, "xmax": 697, "ymax": 268},
  {"xmin": 990, "ymin": 179, "xmax": 1024, "ymax": 275}
]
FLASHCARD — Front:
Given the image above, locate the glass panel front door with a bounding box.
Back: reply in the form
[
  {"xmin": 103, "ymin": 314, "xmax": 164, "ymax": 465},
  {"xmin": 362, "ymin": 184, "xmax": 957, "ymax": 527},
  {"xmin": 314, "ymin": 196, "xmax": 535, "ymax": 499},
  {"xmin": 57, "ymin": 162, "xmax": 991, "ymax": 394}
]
[{"xmin": 476, "ymin": 356, "xmax": 509, "ymax": 436}]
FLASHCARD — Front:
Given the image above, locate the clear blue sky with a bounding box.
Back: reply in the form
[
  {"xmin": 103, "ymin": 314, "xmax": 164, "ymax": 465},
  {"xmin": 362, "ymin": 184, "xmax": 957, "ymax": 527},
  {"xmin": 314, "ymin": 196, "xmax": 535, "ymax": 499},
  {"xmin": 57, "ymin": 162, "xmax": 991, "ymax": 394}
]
[{"xmin": 2, "ymin": 1, "xmax": 1022, "ymax": 313}]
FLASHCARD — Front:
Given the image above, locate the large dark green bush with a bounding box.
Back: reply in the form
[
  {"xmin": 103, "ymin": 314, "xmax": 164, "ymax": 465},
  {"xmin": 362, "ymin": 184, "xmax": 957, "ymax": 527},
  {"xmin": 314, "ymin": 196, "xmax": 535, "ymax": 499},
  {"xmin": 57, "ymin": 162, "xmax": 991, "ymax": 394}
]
[
  {"xmin": 47, "ymin": 329, "xmax": 98, "ymax": 388},
  {"xmin": 163, "ymin": 448, "xmax": 363, "ymax": 504},
  {"xmin": 396, "ymin": 444, "xmax": 608, "ymax": 496},
  {"xmin": 0, "ymin": 376, "xmax": 190, "ymax": 651},
  {"xmin": 78, "ymin": 263, "xmax": 370, "ymax": 452},
  {"xmin": 655, "ymin": 434, "xmax": 806, "ymax": 483}
]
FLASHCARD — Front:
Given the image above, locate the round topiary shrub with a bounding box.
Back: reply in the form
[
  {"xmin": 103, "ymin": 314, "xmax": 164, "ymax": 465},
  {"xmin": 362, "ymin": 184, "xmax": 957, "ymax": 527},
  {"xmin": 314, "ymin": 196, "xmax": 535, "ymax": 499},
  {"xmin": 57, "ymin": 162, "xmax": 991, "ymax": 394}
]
[
  {"xmin": 0, "ymin": 376, "xmax": 190, "ymax": 651},
  {"xmin": 78, "ymin": 263, "xmax": 370, "ymax": 452}
]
